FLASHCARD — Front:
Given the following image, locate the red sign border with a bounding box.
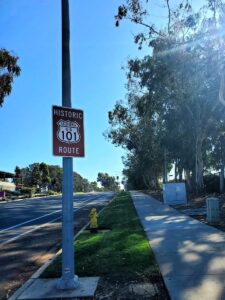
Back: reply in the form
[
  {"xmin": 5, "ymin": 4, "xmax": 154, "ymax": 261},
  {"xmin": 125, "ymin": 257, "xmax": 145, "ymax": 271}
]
[{"xmin": 52, "ymin": 105, "xmax": 85, "ymax": 158}]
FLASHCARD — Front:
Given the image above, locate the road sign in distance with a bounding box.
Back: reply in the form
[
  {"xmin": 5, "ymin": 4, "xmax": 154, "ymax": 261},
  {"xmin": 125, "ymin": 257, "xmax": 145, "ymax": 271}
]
[{"xmin": 52, "ymin": 105, "xmax": 85, "ymax": 157}]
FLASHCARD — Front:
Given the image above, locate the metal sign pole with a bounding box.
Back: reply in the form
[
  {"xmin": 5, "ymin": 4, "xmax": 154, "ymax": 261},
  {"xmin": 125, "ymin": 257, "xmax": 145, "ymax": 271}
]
[{"xmin": 57, "ymin": 0, "xmax": 79, "ymax": 290}]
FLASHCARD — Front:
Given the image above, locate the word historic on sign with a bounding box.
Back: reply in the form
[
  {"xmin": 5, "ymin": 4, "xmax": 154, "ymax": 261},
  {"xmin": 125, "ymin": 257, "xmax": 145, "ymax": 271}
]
[
  {"xmin": 53, "ymin": 108, "xmax": 83, "ymax": 119},
  {"xmin": 52, "ymin": 106, "xmax": 85, "ymax": 157}
]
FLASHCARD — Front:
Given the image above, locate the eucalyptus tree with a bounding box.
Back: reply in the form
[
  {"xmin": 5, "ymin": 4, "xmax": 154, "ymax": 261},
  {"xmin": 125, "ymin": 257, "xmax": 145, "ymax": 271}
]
[
  {"xmin": 40, "ymin": 162, "xmax": 51, "ymax": 188},
  {"xmin": 107, "ymin": 0, "xmax": 225, "ymax": 192},
  {"xmin": 106, "ymin": 55, "xmax": 166, "ymax": 189},
  {"xmin": 30, "ymin": 163, "xmax": 42, "ymax": 187},
  {"xmin": 97, "ymin": 172, "xmax": 120, "ymax": 191},
  {"xmin": 13, "ymin": 166, "xmax": 22, "ymax": 187},
  {"xmin": 0, "ymin": 49, "xmax": 20, "ymax": 107}
]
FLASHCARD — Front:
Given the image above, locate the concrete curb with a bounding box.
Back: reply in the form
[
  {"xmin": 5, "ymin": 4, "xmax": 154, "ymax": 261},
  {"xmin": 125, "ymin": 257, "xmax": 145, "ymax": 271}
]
[{"xmin": 9, "ymin": 202, "xmax": 111, "ymax": 300}]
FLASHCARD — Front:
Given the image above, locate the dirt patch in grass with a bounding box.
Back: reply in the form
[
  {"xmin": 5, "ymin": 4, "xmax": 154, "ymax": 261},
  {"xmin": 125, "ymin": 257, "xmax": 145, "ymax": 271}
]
[
  {"xmin": 96, "ymin": 274, "xmax": 168, "ymax": 300},
  {"xmin": 43, "ymin": 192, "xmax": 169, "ymax": 299}
]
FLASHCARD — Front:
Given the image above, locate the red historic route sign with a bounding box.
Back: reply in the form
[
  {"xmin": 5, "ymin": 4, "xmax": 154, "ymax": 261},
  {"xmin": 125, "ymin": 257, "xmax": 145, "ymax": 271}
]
[{"xmin": 52, "ymin": 105, "xmax": 85, "ymax": 157}]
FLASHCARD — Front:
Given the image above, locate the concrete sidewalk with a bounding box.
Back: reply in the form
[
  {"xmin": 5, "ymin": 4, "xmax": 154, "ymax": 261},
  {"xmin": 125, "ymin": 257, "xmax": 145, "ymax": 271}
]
[{"xmin": 131, "ymin": 191, "xmax": 225, "ymax": 300}]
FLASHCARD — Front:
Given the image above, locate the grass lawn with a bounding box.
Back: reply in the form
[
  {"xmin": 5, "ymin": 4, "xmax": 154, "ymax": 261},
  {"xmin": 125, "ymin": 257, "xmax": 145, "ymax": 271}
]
[{"xmin": 42, "ymin": 192, "xmax": 160, "ymax": 280}]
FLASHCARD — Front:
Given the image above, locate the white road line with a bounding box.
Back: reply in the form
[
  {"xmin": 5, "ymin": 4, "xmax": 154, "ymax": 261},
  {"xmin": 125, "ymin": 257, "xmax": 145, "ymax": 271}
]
[
  {"xmin": 0, "ymin": 216, "xmax": 61, "ymax": 248},
  {"xmin": 0, "ymin": 210, "xmax": 62, "ymax": 234},
  {"xmin": 0, "ymin": 197, "xmax": 95, "ymax": 234},
  {"xmin": 0, "ymin": 196, "xmax": 106, "ymax": 248}
]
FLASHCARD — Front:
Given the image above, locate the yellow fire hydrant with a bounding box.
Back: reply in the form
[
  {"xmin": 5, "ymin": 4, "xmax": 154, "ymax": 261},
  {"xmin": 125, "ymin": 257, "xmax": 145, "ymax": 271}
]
[{"xmin": 89, "ymin": 208, "xmax": 98, "ymax": 233}]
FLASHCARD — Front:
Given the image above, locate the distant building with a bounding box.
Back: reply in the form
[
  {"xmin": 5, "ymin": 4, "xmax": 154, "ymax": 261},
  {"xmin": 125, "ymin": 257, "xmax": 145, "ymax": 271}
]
[
  {"xmin": 0, "ymin": 181, "xmax": 16, "ymax": 191},
  {"xmin": 0, "ymin": 170, "xmax": 16, "ymax": 191}
]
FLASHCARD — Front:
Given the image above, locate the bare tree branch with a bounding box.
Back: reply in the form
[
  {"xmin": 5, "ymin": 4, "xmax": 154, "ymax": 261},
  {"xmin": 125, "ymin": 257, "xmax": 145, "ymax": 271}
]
[
  {"xmin": 166, "ymin": 0, "xmax": 171, "ymax": 34},
  {"xmin": 126, "ymin": 16, "xmax": 166, "ymax": 37}
]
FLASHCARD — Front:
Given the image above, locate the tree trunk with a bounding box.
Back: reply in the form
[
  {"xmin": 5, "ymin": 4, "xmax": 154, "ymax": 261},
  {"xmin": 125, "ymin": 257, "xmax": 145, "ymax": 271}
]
[
  {"xmin": 178, "ymin": 169, "xmax": 183, "ymax": 181},
  {"xmin": 163, "ymin": 149, "xmax": 168, "ymax": 183},
  {"xmin": 184, "ymin": 169, "xmax": 192, "ymax": 190},
  {"xmin": 220, "ymin": 164, "xmax": 225, "ymax": 194},
  {"xmin": 178, "ymin": 161, "xmax": 183, "ymax": 181},
  {"xmin": 143, "ymin": 174, "xmax": 151, "ymax": 190},
  {"xmin": 174, "ymin": 159, "xmax": 179, "ymax": 182},
  {"xmin": 154, "ymin": 175, "xmax": 159, "ymax": 190},
  {"xmin": 195, "ymin": 136, "xmax": 204, "ymax": 194}
]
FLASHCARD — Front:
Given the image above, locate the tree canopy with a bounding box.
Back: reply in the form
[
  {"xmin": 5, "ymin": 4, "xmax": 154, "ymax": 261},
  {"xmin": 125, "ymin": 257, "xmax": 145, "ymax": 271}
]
[
  {"xmin": 0, "ymin": 49, "xmax": 20, "ymax": 106},
  {"xmin": 97, "ymin": 172, "xmax": 120, "ymax": 191},
  {"xmin": 17, "ymin": 163, "xmax": 115, "ymax": 193},
  {"xmin": 106, "ymin": 0, "xmax": 225, "ymax": 193}
]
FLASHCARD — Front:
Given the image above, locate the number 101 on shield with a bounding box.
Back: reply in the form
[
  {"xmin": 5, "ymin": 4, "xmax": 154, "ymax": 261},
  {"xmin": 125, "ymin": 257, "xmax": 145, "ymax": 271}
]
[{"xmin": 52, "ymin": 105, "xmax": 85, "ymax": 157}]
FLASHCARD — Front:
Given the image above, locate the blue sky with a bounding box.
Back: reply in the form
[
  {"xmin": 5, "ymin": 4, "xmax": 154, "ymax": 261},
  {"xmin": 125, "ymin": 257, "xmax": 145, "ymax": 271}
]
[{"xmin": 0, "ymin": 0, "xmax": 203, "ymax": 183}]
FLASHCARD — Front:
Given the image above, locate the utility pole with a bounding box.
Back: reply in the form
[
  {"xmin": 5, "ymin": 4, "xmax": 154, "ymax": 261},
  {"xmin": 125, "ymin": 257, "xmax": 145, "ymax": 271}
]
[{"xmin": 57, "ymin": 0, "xmax": 79, "ymax": 290}]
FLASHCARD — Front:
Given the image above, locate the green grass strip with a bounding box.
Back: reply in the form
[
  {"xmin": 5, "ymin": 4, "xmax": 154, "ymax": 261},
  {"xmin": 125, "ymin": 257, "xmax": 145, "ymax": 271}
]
[{"xmin": 43, "ymin": 192, "xmax": 159, "ymax": 279}]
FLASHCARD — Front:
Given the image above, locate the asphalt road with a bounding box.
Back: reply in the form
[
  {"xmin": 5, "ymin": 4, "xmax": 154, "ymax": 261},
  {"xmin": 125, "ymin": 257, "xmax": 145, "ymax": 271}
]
[{"xmin": 0, "ymin": 192, "xmax": 114, "ymax": 300}]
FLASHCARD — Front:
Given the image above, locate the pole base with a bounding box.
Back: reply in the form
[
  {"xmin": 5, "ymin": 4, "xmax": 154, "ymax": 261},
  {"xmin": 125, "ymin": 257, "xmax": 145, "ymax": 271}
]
[{"xmin": 57, "ymin": 275, "xmax": 79, "ymax": 290}]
